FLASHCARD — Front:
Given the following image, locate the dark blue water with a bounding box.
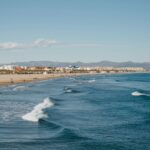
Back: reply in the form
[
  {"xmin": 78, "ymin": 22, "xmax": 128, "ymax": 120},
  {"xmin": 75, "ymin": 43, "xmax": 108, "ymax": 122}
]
[{"xmin": 0, "ymin": 73, "xmax": 150, "ymax": 150}]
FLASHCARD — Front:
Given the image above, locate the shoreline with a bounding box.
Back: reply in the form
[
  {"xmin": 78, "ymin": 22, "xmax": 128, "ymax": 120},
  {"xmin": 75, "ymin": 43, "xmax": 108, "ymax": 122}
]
[
  {"xmin": 0, "ymin": 72, "xmax": 149, "ymax": 86},
  {"xmin": 0, "ymin": 73, "xmax": 95, "ymax": 86}
]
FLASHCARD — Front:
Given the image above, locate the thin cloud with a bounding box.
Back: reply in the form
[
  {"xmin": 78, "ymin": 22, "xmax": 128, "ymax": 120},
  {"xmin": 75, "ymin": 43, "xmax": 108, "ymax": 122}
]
[
  {"xmin": 0, "ymin": 38, "xmax": 103, "ymax": 50},
  {"xmin": 32, "ymin": 39, "xmax": 58, "ymax": 47},
  {"xmin": 0, "ymin": 42, "xmax": 21, "ymax": 49},
  {"xmin": 0, "ymin": 38, "xmax": 59, "ymax": 50}
]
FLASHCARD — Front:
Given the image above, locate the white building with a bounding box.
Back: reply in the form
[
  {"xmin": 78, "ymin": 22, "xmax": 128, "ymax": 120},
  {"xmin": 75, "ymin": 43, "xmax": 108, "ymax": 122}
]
[{"xmin": 0, "ymin": 65, "xmax": 14, "ymax": 70}]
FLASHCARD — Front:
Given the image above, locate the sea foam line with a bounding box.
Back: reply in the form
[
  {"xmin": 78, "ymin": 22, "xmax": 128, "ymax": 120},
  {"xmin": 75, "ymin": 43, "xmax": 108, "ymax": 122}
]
[
  {"xmin": 22, "ymin": 97, "xmax": 54, "ymax": 122},
  {"xmin": 131, "ymin": 91, "xmax": 150, "ymax": 97}
]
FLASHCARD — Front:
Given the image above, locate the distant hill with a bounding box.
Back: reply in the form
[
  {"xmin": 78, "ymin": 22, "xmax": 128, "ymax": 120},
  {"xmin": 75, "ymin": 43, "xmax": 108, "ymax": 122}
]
[{"xmin": 6, "ymin": 61, "xmax": 150, "ymax": 70}]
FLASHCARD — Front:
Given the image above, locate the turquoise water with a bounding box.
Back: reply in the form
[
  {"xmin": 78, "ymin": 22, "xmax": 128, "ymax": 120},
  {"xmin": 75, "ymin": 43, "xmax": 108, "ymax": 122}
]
[{"xmin": 0, "ymin": 73, "xmax": 150, "ymax": 150}]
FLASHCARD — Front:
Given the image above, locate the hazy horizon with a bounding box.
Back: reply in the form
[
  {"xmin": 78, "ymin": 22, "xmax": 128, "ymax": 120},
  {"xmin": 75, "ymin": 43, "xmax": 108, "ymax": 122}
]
[{"xmin": 1, "ymin": 60, "xmax": 150, "ymax": 65}]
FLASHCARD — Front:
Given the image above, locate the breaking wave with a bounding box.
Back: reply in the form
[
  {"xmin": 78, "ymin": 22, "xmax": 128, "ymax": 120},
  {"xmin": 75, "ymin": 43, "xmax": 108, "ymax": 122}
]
[
  {"xmin": 64, "ymin": 87, "xmax": 73, "ymax": 93},
  {"xmin": 13, "ymin": 86, "xmax": 28, "ymax": 91},
  {"xmin": 131, "ymin": 91, "xmax": 150, "ymax": 97},
  {"xmin": 22, "ymin": 97, "xmax": 54, "ymax": 122},
  {"xmin": 64, "ymin": 87, "xmax": 80, "ymax": 93}
]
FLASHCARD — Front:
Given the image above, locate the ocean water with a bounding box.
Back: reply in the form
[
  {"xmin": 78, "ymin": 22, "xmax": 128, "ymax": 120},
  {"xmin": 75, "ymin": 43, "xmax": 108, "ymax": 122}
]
[{"xmin": 0, "ymin": 73, "xmax": 150, "ymax": 150}]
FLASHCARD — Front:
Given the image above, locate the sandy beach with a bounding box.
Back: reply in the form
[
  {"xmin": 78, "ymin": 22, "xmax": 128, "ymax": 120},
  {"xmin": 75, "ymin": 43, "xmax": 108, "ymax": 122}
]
[{"xmin": 0, "ymin": 73, "xmax": 91, "ymax": 85}]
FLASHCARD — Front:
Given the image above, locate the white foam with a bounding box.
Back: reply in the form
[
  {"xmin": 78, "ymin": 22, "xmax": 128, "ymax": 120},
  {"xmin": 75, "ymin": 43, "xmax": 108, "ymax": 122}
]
[
  {"xmin": 22, "ymin": 97, "xmax": 54, "ymax": 122},
  {"xmin": 66, "ymin": 89, "xmax": 72, "ymax": 93},
  {"xmin": 88, "ymin": 79, "xmax": 96, "ymax": 83},
  {"xmin": 64, "ymin": 87, "xmax": 73, "ymax": 93},
  {"xmin": 131, "ymin": 91, "xmax": 150, "ymax": 97},
  {"xmin": 131, "ymin": 91, "xmax": 143, "ymax": 96},
  {"xmin": 69, "ymin": 77, "xmax": 75, "ymax": 80},
  {"xmin": 13, "ymin": 86, "xmax": 28, "ymax": 91},
  {"xmin": 8, "ymin": 84, "xmax": 16, "ymax": 87}
]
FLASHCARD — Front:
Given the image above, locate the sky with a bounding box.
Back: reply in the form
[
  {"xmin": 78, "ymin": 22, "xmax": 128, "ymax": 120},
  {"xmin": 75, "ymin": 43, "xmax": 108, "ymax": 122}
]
[{"xmin": 0, "ymin": 0, "xmax": 150, "ymax": 63}]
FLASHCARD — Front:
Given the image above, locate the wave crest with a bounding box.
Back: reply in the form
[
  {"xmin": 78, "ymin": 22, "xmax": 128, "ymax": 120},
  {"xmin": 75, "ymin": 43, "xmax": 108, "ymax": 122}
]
[
  {"xmin": 22, "ymin": 97, "xmax": 54, "ymax": 122},
  {"xmin": 64, "ymin": 87, "xmax": 80, "ymax": 94},
  {"xmin": 13, "ymin": 86, "xmax": 28, "ymax": 91},
  {"xmin": 131, "ymin": 91, "xmax": 150, "ymax": 97}
]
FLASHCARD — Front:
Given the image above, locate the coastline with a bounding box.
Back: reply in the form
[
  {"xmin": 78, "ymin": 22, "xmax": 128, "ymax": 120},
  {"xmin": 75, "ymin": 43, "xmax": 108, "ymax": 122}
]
[
  {"xmin": 0, "ymin": 72, "xmax": 149, "ymax": 86},
  {"xmin": 0, "ymin": 73, "xmax": 96, "ymax": 86}
]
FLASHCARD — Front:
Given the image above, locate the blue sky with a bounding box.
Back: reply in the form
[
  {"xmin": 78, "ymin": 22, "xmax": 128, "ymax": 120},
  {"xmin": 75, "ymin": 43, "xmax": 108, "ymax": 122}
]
[{"xmin": 0, "ymin": 0, "xmax": 150, "ymax": 63}]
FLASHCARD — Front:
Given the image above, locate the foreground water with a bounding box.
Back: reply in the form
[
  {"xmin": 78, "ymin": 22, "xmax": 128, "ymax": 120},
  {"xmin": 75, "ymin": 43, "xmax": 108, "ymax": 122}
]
[{"xmin": 0, "ymin": 73, "xmax": 150, "ymax": 150}]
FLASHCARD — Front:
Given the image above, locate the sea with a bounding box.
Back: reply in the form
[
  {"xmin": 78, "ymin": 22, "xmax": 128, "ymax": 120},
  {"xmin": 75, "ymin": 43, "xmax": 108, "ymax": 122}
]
[{"xmin": 0, "ymin": 73, "xmax": 150, "ymax": 150}]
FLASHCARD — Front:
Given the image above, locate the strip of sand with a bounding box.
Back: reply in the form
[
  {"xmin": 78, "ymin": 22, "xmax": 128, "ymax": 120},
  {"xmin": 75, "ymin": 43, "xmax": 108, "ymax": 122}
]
[{"xmin": 0, "ymin": 73, "xmax": 92, "ymax": 85}]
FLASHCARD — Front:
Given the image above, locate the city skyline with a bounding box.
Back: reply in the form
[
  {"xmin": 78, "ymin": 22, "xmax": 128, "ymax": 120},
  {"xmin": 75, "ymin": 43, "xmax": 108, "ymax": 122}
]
[{"xmin": 0, "ymin": 0, "xmax": 150, "ymax": 63}]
